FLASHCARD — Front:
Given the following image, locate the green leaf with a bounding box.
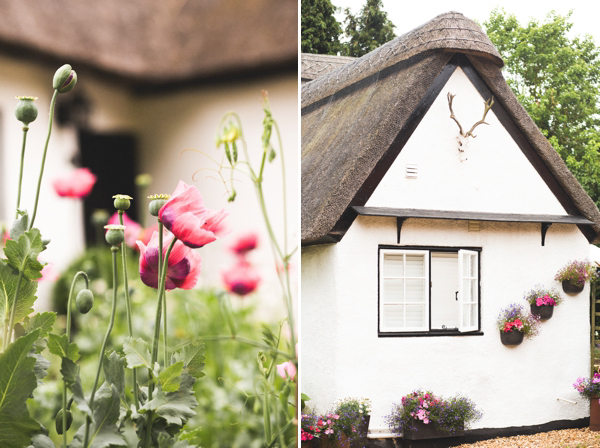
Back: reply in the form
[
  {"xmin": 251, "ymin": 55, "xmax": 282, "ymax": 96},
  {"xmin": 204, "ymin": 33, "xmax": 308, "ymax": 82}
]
[
  {"xmin": 173, "ymin": 342, "xmax": 206, "ymax": 379},
  {"xmin": 70, "ymin": 384, "xmax": 126, "ymax": 448},
  {"xmin": 103, "ymin": 352, "xmax": 125, "ymax": 398},
  {"xmin": 123, "ymin": 337, "xmax": 151, "ymax": 369},
  {"xmin": 4, "ymin": 228, "xmax": 45, "ymax": 280},
  {"xmin": 0, "ymin": 260, "xmax": 38, "ymax": 331},
  {"xmin": 10, "ymin": 211, "xmax": 29, "ymax": 241},
  {"xmin": 0, "ymin": 330, "xmax": 41, "ymax": 448},
  {"xmin": 30, "ymin": 433, "xmax": 55, "ymax": 448},
  {"xmin": 159, "ymin": 362, "xmax": 184, "ymax": 393},
  {"xmin": 48, "ymin": 333, "xmax": 80, "ymax": 362},
  {"xmin": 24, "ymin": 312, "xmax": 56, "ymax": 338},
  {"xmin": 32, "ymin": 353, "xmax": 51, "ymax": 384},
  {"xmin": 141, "ymin": 374, "xmax": 197, "ymax": 426},
  {"xmin": 61, "ymin": 358, "xmax": 92, "ymax": 418}
]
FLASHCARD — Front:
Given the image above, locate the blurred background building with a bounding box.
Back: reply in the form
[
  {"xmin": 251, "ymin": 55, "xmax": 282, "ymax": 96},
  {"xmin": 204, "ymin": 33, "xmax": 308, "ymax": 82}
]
[{"xmin": 0, "ymin": 0, "xmax": 298, "ymax": 317}]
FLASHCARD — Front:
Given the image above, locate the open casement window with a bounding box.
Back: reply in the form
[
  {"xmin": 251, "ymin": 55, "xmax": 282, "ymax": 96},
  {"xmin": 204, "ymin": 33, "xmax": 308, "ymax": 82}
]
[
  {"xmin": 379, "ymin": 247, "xmax": 481, "ymax": 336},
  {"xmin": 458, "ymin": 250, "xmax": 479, "ymax": 332},
  {"xmin": 379, "ymin": 250, "xmax": 429, "ymax": 332}
]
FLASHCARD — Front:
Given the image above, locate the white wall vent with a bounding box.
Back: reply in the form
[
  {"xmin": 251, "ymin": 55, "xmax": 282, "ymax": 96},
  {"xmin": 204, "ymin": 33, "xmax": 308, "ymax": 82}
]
[{"xmin": 405, "ymin": 164, "xmax": 418, "ymax": 179}]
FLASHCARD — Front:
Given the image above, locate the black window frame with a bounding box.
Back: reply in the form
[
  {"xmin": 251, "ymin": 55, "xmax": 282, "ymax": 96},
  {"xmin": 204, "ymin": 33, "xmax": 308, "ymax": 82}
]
[{"xmin": 377, "ymin": 245, "xmax": 483, "ymax": 337}]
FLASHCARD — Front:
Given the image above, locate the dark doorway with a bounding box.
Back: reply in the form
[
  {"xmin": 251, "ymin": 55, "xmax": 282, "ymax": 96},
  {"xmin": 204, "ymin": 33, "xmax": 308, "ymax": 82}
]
[{"xmin": 79, "ymin": 130, "xmax": 138, "ymax": 246}]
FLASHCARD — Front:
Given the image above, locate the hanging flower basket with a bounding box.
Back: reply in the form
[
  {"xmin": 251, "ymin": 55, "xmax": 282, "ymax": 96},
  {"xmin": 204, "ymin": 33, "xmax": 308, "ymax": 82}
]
[
  {"xmin": 562, "ymin": 280, "xmax": 584, "ymax": 294},
  {"xmin": 530, "ymin": 304, "xmax": 554, "ymax": 320},
  {"xmin": 500, "ymin": 329, "xmax": 524, "ymax": 346}
]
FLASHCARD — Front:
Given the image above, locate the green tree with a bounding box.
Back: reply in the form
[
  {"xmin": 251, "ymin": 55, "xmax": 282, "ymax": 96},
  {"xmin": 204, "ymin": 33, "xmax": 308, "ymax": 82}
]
[
  {"xmin": 484, "ymin": 9, "xmax": 600, "ymax": 207},
  {"xmin": 301, "ymin": 0, "xmax": 343, "ymax": 55},
  {"xmin": 341, "ymin": 0, "xmax": 396, "ymax": 57}
]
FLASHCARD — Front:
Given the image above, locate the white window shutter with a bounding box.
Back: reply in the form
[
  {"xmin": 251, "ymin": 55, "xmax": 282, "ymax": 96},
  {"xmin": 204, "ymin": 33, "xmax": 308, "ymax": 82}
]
[
  {"xmin": 380, "ymin": 249, "xmax": 429, "ymax": 332},
  {"xmin": 458, "ymin": 250, "xmax": 478, "ymax": 332}
]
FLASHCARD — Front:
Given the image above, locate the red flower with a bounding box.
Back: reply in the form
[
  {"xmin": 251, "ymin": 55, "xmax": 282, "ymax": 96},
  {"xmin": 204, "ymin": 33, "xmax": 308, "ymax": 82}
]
[
  {"xmin": 137, "ymin": 231, "xmax": 201, "ymax": 290},
  {"xmin": 53, "ymin": 167, "xmax": 96, "ymax": 198},
  {"xmin": 159, "ymin": 181, "xmax": 229, "ymax": 248},
  {"xmin": 222, "ymin": 260, "xmax": 260, "ymax": 296},
  {"xmin": 229, "ymin": 232, "xmax": 259, "ymax": 256}
]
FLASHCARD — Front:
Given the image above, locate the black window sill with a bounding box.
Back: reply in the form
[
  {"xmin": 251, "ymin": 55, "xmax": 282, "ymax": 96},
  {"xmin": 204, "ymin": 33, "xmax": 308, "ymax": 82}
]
[{"xmin": 378, "ymin": 330, "xmax": 484, "ymax": 338}]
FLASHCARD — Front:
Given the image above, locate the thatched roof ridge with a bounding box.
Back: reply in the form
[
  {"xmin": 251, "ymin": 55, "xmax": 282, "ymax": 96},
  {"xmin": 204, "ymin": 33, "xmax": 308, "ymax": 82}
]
[
  {"xmin": 302, "ymin": 11, "xmax": 502, "ymax": 108},
  {"xmin": 0, "ymin": 0, "xmax": 297, "ymax": 85},
  {"xmin": 302, "ymin": 53, "xmax": 356, "ymax": 82}
]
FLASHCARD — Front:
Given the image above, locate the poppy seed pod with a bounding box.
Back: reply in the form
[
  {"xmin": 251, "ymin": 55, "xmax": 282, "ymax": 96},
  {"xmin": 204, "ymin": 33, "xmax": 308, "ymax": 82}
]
[
  {"xmin": 104, "ymin": 224, "xmax": 125, "ymax": 246},
  {"xmin": 148, "ymin": 194, "xmax": 170, "ymax": 217},
  {"xmin": 14, "ymin": 96, "xmax": 38, "ymax": 125},
  {"xmin": 113, "ymin": 194, "xmax": 132, "ymax": 211},
  {"xmin": 76, "ymin": 289, "xmax": 94, "ymax": 314},
  {"xmin": 55, "ymin": 409, "xmax": 73, "ymax": 434},
  {"xmin": 53, "ymin": 64, "xmax": 77, "ymax": 93}
]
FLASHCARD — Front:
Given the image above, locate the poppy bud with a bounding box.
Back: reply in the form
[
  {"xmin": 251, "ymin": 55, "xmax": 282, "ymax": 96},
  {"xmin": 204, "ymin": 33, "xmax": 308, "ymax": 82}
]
[
  {"xmin": 53, "ymin": 64, "xmax": 77, "ymax": 93},
  {"xmin": 148, "ymin": 194, "xmax": 170, "ymax": 217},
  {"xmin": 14, "ymin": 96, "xmax": 38, "ymax": 125},
  {"xmin": 113, "ymin": 194, "xmax": 132, "ymax": 211},
  {"xmin": 55, "ymin": 409, "xmax": 73, "ymax": 434},
  {"xmin": 104, "ymin": 224, "xmax": 125, "ymax": 246},
  {"xmin": 135, "ymin": 173, "xmax": 153, "ymax": 188},
  {"xmin": 76, "ymin": 289, "xmax": 94, "ymax": 314}
]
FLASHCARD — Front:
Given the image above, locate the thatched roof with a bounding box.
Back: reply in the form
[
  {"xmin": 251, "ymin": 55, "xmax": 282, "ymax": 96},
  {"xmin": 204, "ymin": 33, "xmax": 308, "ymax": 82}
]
[
  {"xmin": 301, "ymin": 11, "xmax": 600, "ymax": 245},
  {"xmin": 0, "ymin": 0, "xmax": 297, "ymax": 87},
  {"xmin": 302, "ymin": 53, "xmax": 355, "ymax": 83}
]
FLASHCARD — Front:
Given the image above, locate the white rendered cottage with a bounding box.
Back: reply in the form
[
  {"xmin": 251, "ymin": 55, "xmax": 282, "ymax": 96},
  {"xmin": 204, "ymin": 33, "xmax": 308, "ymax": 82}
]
[{"xmin": 301, "ymin": 12, "xmax": 600, "ymax": 441}]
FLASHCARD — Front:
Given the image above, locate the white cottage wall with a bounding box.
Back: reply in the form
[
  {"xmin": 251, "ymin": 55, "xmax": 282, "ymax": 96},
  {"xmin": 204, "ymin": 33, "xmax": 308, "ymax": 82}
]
[
  {"xmin": 302, "ymin": 66, "xmax": 593, "ymax": 434},
  {"xmin": 366, "ymin": 67, "xmax": 567, "ymax": 216},
  {"xmin": 302, "ymin": 215, "xmax": 591, "ymax": 435}
]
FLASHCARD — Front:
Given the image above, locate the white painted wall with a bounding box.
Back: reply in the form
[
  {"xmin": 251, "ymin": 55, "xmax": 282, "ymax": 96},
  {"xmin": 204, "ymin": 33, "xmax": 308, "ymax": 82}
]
[
  {"xmin": 0, "ymin": 54, "xmax": 298, "ymax": 322},
  {"xmin": 302, "ymin": 68, "xmax": 592, "ymax": 433},
  {"xmin": 302, "ymin": 216, "xmax": 591, "ymax": 434},
  {"xmin": 366, "ymin": 68, "xmax": 567, "ymax": 216}
]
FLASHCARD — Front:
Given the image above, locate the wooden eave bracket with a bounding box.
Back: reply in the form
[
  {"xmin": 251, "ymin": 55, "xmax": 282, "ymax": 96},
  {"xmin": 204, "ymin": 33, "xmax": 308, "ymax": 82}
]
[
  {"xmin": 397, "ymin": 217, "xmax": 407, "ymax": 244},
  {"xmin": 541, "ymin": 222, "xmax": 552, "ymax": 246}
]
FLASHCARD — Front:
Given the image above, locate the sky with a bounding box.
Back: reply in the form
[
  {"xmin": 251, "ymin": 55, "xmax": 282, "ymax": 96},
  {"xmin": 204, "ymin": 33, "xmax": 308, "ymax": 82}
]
[{"xmin": 331, "ymin": 0, "xmax": 600, "ymax": 45}]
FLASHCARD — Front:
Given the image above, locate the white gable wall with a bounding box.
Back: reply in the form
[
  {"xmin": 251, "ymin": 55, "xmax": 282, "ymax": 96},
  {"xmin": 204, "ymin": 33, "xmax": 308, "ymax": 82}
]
[
  {"xmin": 301, "ymin": 68, "xmax": 592, "ymax": 434},
  {"xmin": 366, "ymin": 67, "xmax": 567, "ymax": 215}
]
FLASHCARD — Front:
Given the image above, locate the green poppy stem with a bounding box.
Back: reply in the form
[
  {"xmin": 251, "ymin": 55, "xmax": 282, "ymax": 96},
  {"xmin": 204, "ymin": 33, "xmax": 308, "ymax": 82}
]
[
  {"xmin": 145, "ymin": 235, "xmax": 177, "ymax": 448},
  {"xmin": 118, "ymin": 211, "xmax": 139, "ymax": 409},
  {"xmin": 15, "ymin": 126, "xmax": 29, "ymax": 219},
  {"xmin": 29, "ymin": 89, "xmax": 58, "ymax": 230},
  {"xmin": 62, "ymin": 271, "xmax": 89, "ymax": 447},
  {"xmin": 83, "ymin": 246, "xmax": 119, "ymax": 448}
]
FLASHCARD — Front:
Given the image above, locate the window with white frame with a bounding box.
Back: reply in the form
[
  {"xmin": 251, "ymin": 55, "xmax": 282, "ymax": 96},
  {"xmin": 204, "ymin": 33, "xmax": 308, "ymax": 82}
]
[{"xmin": 378, "ymin": 247, "xmax": 480, "ymax": 335}]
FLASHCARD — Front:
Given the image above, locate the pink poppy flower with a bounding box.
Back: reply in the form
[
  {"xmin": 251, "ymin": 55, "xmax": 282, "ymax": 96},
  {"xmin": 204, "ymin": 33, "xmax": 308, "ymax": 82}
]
[
  {"xmin": 276, "ymin": 361, "xmax": 297, "ymax": 381},
  {"xmin": 159, "ymin": 181, "xmax": 229, "ymax": 248},
  {"xmin": 221, "ymin": 260, "xmax": 261, "ymax": 296},
  {"xmin": 53, "ymin": 167, "xmax": 97, "ymax": 198},
  {"xmin": 229, "ymin": 232, "xmax": 259, "ymax": 256},
  {"xmin": 35, "ymin": 263, "xmax": 59, "ymax": 283},
  {"xmin": 108, "ymin": 212, "xmax": 143, "ymax": 248},
  {"xmin": 136, "ymin": 231, "xmax": 202, "ymax": 290}
]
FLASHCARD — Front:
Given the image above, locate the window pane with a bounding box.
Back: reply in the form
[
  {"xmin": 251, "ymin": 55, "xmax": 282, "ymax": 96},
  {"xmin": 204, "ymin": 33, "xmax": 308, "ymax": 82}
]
[
  {"xmin": 463, "ymin": 279, "xmax": 471, "ymax": 302},
  {"xmin": 383, "ymin": 304, "xmax": 404, "ymax": 328},
  {"xmin": 384, "ymin": 254, "xmax": 404, "ymax": 277},
  {"xmin": 469, "ymin": 254, "xmax": 476, "ymax": 277},
  {"xmin": 470, "ymin": 279, "xmax": 477, "ymax": 303},
  {"xmin": 383, "ymin": 278, "xmax": 404, "ymax": 303},
  {"xmin": 406, "ymin": 279, "xmax": 425, "ymax": 302},
  {"xmin": 470, "ymin": 304, "xmax": 477, "ymax": 327},
  {"xmin": 406, "ymin": 254, "xmax": 425, "ymax": 277},
  {"xmin": 405, "ymin": 305, "xmax": 425, "ymax": 327},
  {"xmin": 463, "ymin": 304, "xmax": 471, "ymax": 327}
]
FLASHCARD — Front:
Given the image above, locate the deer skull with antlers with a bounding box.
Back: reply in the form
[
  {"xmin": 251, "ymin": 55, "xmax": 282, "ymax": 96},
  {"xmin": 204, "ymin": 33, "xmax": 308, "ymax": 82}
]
[{"xmin": 447, "ymin": 92, "xmax": 494, "ymax": 152}]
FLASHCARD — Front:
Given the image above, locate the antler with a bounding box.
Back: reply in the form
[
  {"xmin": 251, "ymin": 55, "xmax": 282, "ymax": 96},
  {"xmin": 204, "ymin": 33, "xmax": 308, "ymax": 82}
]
[
  {"xmin": 447, "ymin": 92, "xmax": 464, "ymax": 136},
  {"xmin": 465, "ymin": 96, "xmax": 494, "ymax": 138}
]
